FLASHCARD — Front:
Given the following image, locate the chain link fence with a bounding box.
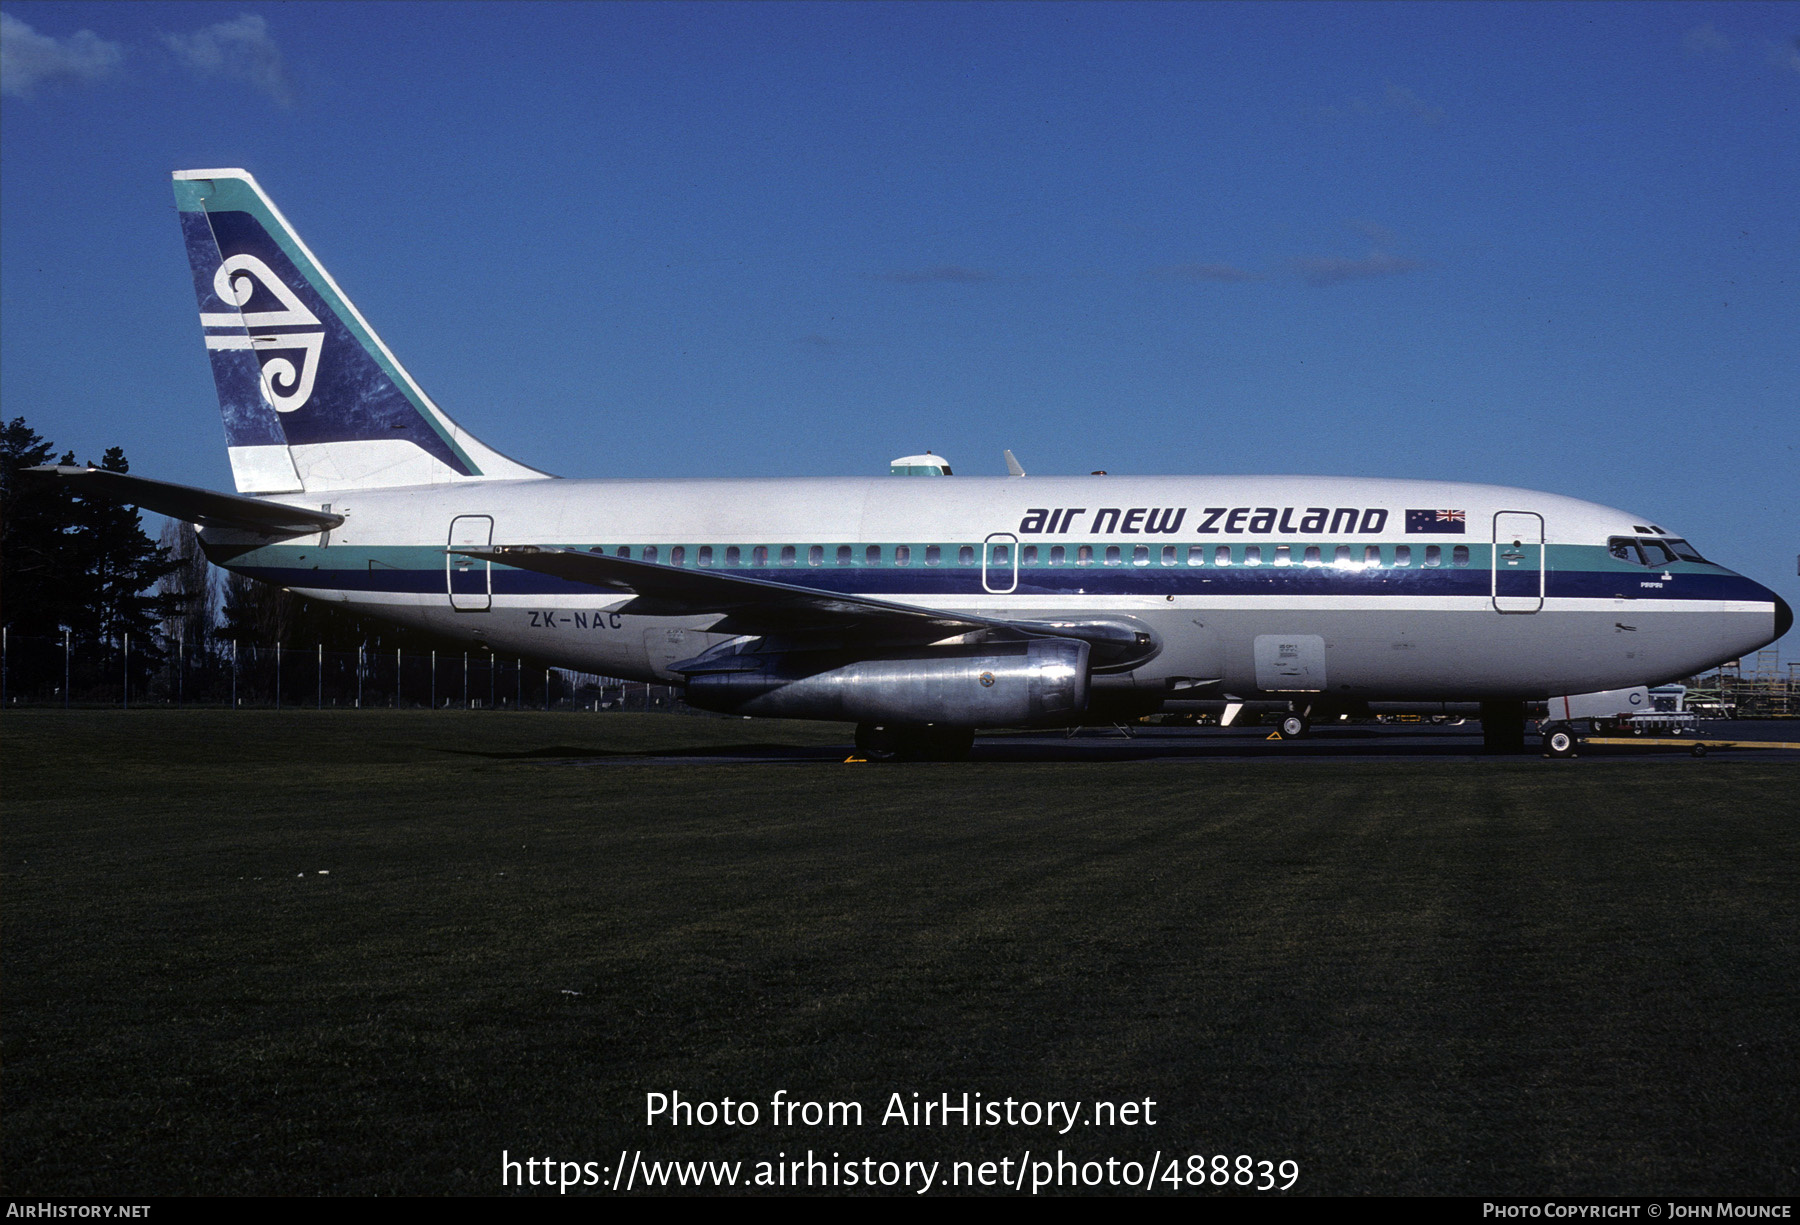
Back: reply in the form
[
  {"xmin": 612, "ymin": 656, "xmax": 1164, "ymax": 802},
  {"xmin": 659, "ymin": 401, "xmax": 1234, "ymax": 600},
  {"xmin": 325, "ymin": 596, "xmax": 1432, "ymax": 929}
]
[{"xmin": 0, "ymin": 631, "xmax": 690, "ymax": 713}]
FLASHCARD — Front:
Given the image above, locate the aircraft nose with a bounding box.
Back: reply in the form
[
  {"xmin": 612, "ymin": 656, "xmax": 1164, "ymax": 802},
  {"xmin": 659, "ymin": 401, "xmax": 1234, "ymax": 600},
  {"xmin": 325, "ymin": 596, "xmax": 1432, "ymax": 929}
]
[{"xmin": 1776, "ymin": 592, "xmax": 1794, "ymax": 642}]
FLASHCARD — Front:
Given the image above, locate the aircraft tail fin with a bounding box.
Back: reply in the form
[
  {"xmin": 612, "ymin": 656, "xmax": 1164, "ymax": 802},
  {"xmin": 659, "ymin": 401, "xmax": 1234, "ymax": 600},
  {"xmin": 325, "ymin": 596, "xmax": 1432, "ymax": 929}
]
[{"xmin": 173, "ymin": 169, "xmax": 549, "ymax": 494}]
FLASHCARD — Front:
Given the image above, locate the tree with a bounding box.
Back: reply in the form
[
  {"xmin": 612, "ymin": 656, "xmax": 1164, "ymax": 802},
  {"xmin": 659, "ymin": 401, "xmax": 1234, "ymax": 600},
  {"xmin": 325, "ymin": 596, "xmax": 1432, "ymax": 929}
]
[
  {"xmin": 158, "ymin": 520, "xmax": 218, "ymax": 648},
  {"xmin": 62, "ymin": 447, "xmax": 181, "ymax": 645},
  {"xmin": 1, "ymin": 417, "xmax": 75, "ymax": 635},
  {"xmin": 0, "ymin": 419, "xmax": 179, "ymax": 642}
]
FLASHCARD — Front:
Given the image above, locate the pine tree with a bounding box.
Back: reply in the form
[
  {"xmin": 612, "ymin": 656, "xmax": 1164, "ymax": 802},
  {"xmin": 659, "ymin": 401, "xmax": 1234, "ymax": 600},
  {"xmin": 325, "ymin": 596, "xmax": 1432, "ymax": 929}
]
[
  {"xmin": 1, "ymin": 417, "xmax": 76, "ymax": 636},
  {"xmin": 0, "ymin": 420, "xmax": 180, "ymax": 642}
]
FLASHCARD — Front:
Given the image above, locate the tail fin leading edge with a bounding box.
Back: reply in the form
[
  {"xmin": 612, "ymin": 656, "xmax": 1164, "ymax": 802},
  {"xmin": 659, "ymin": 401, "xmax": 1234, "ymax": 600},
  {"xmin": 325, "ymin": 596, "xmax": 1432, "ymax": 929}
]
[{"xmin": 173, "ymin": 169, "xmax": 547, "ymax": 493}]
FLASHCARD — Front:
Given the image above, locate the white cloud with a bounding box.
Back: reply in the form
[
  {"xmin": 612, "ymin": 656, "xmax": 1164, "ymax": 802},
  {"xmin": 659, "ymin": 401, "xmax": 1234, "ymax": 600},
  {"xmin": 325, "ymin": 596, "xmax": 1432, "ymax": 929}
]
[
  {"xmin": 162, "ymin": 13, "xmax": 293, "ymax": 108},
  {"xmin": 1, "ymin": 12, "xmax": 125, "ymax": 98}
]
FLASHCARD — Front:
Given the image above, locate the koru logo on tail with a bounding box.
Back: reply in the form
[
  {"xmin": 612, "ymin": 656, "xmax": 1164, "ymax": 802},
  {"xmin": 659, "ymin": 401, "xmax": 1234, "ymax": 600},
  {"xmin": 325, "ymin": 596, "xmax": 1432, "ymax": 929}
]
[{"xmin": 198, "ymin": 254, "xmax": 324, "ymax": 414}]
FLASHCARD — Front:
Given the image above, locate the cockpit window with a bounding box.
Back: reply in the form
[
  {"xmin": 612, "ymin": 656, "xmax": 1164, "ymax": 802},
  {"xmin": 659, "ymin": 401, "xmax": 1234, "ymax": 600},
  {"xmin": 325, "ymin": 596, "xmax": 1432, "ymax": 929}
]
[{"xmin": 1612, "ymin": 535, "xmax": 1705, "ymax": 565}]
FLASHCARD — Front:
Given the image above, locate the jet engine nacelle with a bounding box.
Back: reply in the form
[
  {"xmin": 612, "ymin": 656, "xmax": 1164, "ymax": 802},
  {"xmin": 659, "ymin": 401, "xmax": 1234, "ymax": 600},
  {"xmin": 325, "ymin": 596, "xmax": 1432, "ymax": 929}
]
[{"xmin": 679, "ymin": 637, "xmax": 1090, "ymax": 726}]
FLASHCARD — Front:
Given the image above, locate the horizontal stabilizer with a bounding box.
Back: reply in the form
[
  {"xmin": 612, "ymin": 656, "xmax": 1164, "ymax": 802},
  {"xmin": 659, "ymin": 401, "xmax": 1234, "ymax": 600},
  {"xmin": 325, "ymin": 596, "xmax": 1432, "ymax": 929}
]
[
  {"xmin": 455, "ymin": 545, "xmax": 1149, "ymax": 653},
  {"xmin": 26, "ymin": 466, "xmax": 342, "ymax": 536}
]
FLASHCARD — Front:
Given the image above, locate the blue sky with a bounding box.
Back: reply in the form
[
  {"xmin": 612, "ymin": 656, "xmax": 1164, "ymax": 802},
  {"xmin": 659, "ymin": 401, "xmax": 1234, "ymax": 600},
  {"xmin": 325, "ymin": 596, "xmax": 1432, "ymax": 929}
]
[{"xmin": 3, "ymin": 1, "xmax": 1795, "ymax": 636}]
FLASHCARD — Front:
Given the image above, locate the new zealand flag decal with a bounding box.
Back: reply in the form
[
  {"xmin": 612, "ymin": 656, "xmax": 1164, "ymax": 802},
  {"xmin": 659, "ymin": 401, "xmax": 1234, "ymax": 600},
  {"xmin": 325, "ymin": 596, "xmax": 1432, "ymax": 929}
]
[{"xmin": 1405, "ymin": 509, "xmax": 1467, "ymax": 534}]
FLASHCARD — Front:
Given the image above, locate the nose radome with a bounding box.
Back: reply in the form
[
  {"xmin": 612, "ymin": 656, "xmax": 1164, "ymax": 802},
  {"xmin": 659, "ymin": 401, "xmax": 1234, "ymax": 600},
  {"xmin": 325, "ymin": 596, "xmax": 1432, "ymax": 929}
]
[{"xmin": 1776, "ymin": 592, "xmax": 1794, "ymax": 642}]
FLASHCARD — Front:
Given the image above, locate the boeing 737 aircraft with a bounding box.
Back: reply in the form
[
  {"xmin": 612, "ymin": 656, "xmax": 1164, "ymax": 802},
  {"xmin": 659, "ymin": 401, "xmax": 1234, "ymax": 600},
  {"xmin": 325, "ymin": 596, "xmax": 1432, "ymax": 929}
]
[{"xmin": 33, "ymin": 169, "xmax": 1791, "ymax": 758}]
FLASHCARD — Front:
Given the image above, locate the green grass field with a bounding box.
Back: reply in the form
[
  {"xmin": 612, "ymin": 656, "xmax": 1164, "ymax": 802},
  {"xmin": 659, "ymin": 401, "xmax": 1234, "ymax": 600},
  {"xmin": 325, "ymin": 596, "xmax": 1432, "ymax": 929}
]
[{"xmin": 4, "ymin": 711, "xmax": 1795, "ymax": 1196}]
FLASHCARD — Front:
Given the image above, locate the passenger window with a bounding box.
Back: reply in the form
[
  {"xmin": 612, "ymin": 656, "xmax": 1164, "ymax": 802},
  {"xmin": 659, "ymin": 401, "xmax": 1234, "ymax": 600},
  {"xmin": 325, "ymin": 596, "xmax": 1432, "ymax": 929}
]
[
  {"xmin": 643, "ymin": 545, "xmax": 658, "ymax": 563},
  {"xmin": 895, "ymin": 545, "xmax": 911, "ymax": 566},
  {"xmin": 1244, "ymin": 546, "xmax": 1261, "ymax": 566},
  {"xmin": 808, "ymin": 545, "xmax": 823, "ymax": 566},
  {"xmin": 698, "ymin": 546, "xmax": 714, "ymax": 567},
  {"xmin": 723, "ymin": 546, "xmax": 739, "ymax": 566},
  {"xmin": 1133, "ymin": 545, "xmax": 1150, "ymax": 566},
  {"xmin": 1214, "ymin": 545, "xmax": 1232, "ymax": 566},
  {"xmin": 866, "ymin": 545, "xmax": 882, "ymax": 565},
  {"xmin": 991, "ymin": 544, "xmax": 1009, "ymax": 565},
  {"xmin": 1425, "ymin": 545, "xmax": 1441, "ymax": 567},
  {"xmin": 1334, "ymin": 546, "xmax": 1353, "ymax": 567},
  {"xmin": 1050, "ymin": 545, "xmax": 1066, "ymax": 566},
  {"xmin": 1365, "ymin": 545, "xmax": 1381, "ymax": 568},
  {"xmin": 1274, "ymin": 545, "xmax": 1291, "ymax": 566},
  {"xmin": 780, "ymin": 545, "xmax": 796, "ymax": 566},
  {"xmin": 1187, "ymin": 545, "xmax": 1204, "ymax": 566},
  {"xmin": 1303, "ymin": 546, "xmax": 1322, "ymax": 567},
  {"xmin": 1162, "ymin": 545, "xmax": 1177, "ymax": 566},
  {"xmin": 959, "ymin": 545, "xmax": 975, "ymax": 565},
  {"xmin": 616, "ymin": 546, "xmax": 631, "ymax": 558},
  {"xmin": 1105, "ymin": 546, "xmax": 1122, "ymax": 565},
  {"xmin": 926, "ymin": 545, "xmax": 941, "ymax": 566},
  {"xmin": 751, "ymin": 546, "xmax": 767, "ymax": 566},
  {"xmin": 1394, "ymin": 545, "xmax": 1410, "ymax": 567},
  {"xmin": 1023, "ymin": 545, "xmax": 1038, "ymax": 564},
  {"xmin": 1452, "ymin": 545, "xmax": 1469, "ymax": 567},
  {"xmin": 1077, "ymin": 545, "xmax": 1093, "ymax": 565},
  {"xmin": 671, "ymin": 545, "xmax": 686, "ymax": 566},
  {"xmin": 837, "ymin": 545, "xmax": 854, "ymax": 566}
]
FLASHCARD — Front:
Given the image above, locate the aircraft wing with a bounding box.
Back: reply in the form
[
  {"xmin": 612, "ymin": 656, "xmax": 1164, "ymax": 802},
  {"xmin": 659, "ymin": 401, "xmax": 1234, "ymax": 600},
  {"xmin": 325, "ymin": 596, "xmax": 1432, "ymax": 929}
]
[
  {"xmin": 455, "ymin": 545, "xmax": 1148, "ymax": 652},
  {"xmin": 25, "ymin": 466, "xmax": 343, "ymax": 536}
]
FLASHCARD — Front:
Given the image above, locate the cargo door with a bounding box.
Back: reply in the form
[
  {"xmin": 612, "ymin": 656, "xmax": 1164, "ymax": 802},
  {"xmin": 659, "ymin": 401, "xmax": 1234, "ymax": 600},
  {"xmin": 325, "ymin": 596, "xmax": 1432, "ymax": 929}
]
[
  {"xmin": 1492, "ymin": 511, "xmax": 1544, "ymax": 613},
  {"xmin": 1254, "ymin": 634, "xmax": 1326, "ymax": 692},
  {"xmin": 448, "ymin": 515, "xmax": 493, "ymax": 611}
]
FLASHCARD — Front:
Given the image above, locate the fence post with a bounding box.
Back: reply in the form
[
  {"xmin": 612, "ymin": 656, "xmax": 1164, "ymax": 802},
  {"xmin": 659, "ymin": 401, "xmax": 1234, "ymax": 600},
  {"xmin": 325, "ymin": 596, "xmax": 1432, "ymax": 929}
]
[
  {"xmin": 64, "ymin": 629, "xmax": 71, "ymax": 709},
  {"xmin": 431, "ymin": 650, "xmax": 436, "ymax": 709},
  {"xmin": 122, "ymin": 633, "xmax": 129, "ymax": 709},
  {"xmin": 357, "ymin": 644, "xmax": 364, "ymax": 709},
  {"xmin": 396, "ymin": 646, "xmax": 401, "ymax": 708},
  {"xmin": 463, "ymin": 651, "xmax": 469, "ymax": 709}
]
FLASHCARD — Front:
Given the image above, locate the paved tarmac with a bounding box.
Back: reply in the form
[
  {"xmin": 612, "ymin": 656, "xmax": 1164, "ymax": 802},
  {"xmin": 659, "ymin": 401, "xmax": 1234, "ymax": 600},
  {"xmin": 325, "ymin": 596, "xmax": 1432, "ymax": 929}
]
[{"xmin": 565, "ymin": 719, "xmax": 1800, "ymax": 765}]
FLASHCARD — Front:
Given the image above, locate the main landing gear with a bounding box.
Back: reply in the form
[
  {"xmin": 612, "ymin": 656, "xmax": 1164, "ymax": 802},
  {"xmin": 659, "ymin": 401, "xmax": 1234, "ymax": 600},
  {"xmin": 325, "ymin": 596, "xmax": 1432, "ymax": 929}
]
[{"xmin": 854, "ymin": 723, "xmax": 976, "ymax": 762}]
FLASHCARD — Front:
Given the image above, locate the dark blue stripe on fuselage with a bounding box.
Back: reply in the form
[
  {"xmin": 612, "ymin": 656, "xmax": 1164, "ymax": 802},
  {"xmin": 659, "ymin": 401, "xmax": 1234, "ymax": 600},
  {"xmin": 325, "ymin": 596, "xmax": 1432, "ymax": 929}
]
[{"xmin": 244, "ymin": 564, "xmax": 1771, "ymax": 604}]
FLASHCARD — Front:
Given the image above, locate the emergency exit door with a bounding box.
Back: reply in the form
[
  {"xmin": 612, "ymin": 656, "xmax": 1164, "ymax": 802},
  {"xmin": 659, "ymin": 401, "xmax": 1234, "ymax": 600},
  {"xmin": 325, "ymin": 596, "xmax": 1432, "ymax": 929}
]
[{"xmin": 1491, "ymin": 511, "xmax": 1544, "ymax": 614}]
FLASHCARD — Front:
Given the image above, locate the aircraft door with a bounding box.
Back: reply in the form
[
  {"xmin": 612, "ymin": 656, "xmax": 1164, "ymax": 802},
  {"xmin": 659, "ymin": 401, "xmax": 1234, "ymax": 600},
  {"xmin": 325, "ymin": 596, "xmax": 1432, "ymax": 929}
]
[
  {"xmin": 1492, "ymin": 511, "xmax": 1544, "ymax": 614},
  {"xmin": 983, "ymin": 533, "xmax": 1019, "ymax": 594},
  {"xmin": 448, "ymin": 515, "xmax": 493, "ymax": 611}
]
